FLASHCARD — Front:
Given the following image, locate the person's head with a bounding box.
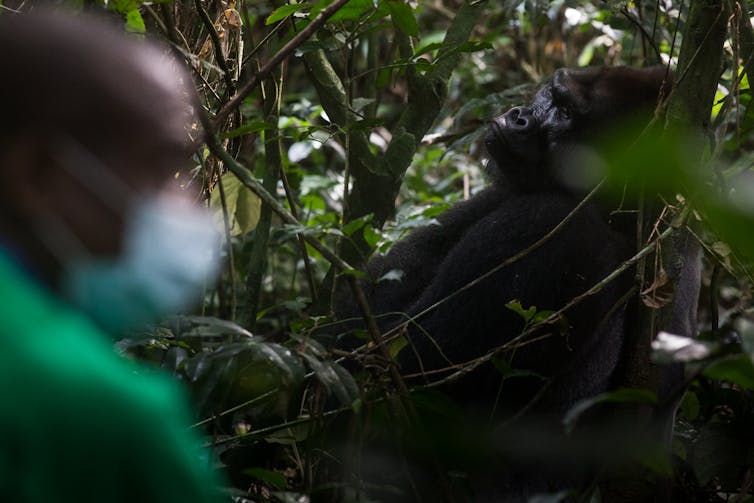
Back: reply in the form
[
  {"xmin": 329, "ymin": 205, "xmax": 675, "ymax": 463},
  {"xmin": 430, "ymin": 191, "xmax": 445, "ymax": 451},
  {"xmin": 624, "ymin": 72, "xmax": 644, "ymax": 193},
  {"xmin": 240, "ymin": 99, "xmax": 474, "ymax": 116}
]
[{"xmin": 0, "ymin": 8, "xmax": 217, "ymax": 331}]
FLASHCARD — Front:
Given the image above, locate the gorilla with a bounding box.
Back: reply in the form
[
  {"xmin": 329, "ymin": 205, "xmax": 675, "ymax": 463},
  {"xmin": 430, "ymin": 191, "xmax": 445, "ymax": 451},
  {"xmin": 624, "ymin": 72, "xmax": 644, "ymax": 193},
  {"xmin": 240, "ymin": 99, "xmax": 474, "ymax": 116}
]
[{"xmin": 334, "ymin": 66, "xmax": 699, "ymax": 501}]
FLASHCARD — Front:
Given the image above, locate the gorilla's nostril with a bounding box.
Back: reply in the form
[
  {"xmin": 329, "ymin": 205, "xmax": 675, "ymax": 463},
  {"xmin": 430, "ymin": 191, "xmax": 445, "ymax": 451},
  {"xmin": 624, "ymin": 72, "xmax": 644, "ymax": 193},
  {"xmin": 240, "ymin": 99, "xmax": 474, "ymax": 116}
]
[{"xmin": 503, "ymin": 106, "xmax": 533, "ymax": 130}]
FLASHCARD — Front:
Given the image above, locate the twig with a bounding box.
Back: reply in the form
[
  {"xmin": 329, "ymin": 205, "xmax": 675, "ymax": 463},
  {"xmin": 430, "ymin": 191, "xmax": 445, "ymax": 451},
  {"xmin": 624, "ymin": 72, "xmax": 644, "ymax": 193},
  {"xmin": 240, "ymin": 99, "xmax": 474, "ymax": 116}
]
[
  {"xmin": 213, "ymin": 0, "xmax": 352, "ymax": 128},
  {"xmin": 195, "ymin": 0, "xmax": 236, "ymax": 94}
]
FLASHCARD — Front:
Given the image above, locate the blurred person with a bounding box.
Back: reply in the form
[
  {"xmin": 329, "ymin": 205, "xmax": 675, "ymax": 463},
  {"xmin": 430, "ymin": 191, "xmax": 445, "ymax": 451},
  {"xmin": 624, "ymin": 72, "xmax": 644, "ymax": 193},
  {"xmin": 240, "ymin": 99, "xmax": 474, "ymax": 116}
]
[{"xmin": 0, "ymin": 8, "xmax": 225, "ymax": 502}]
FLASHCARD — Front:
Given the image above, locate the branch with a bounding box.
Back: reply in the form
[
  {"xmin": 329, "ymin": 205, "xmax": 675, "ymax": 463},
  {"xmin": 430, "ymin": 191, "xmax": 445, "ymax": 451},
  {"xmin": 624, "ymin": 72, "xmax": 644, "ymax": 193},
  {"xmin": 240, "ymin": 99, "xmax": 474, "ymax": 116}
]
[
  {"xmin": 195, "ymin": 0, "xmax": 235, "ymax": 94},
  {"xmin": 735, "ymin": 1, "xmax": 754, "ymax": 89},
  {"xmin": 200, "ymin": 113, "xmax": 350, "ymax": 271},
  {"xmin": 665, "ymin": 0, "xmax": 728, "ymax": 130},
  {"xmin": 302, "ymin": 49, "xmax": 377, "ymax": 173},
  {"xmin": 343, "ymin": 0, "xmax": 486, "ymax": 264},
  {"xmin": 212, "ymin": 0, "xmax": 351, "ymax": 128}
]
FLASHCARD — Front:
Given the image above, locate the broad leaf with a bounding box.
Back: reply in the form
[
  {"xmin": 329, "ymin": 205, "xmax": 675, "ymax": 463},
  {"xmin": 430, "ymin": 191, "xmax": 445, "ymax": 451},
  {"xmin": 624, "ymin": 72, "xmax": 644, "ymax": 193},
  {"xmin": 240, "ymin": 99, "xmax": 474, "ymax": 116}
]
[
  {"xmin": 210, "ymin": 171, "xmax": 261, "ymax": 236},
  {"xmin": 266, "ymin": 3, "xmax": 310, "ymax": 25}
]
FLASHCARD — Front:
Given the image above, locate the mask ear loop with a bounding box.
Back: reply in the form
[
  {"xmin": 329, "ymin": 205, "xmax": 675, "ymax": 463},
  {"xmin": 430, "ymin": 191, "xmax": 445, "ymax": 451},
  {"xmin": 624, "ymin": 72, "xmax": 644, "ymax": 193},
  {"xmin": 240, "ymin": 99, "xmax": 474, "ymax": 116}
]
[{"xmin": 49, "ymin": 135, "xmax": 136, "ymax": 214}]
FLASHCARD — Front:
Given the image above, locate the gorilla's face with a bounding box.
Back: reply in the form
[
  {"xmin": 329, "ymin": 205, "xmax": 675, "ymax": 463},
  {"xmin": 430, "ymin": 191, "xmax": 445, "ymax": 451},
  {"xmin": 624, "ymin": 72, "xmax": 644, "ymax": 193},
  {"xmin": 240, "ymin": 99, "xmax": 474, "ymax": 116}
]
[{"xmin": 485, "ymin": 66, "xmax": 672, "ymax": 192}]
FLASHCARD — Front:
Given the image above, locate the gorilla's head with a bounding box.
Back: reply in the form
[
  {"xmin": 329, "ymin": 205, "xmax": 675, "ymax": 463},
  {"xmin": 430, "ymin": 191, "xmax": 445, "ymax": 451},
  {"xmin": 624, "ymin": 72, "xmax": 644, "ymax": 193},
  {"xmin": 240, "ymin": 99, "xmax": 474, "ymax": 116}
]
[{"xmin": 485, "ymin": 66, "xmax": 672, "ymax": 192}]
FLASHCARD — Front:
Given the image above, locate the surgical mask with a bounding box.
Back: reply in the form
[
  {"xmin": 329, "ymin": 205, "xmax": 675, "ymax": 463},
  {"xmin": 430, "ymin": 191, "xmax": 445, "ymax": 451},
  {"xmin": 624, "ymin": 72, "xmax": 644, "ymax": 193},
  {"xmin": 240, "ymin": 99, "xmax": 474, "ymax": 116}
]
[{"xmin": 43, "ymin": 137, "xmax": 220, "ymax": 335}]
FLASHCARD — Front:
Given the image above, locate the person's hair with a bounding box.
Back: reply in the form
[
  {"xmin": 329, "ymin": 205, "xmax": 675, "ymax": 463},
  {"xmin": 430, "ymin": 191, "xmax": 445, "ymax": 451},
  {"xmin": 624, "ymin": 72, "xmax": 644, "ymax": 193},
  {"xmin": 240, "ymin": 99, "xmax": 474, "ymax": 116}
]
[{"xmin": 0, "ymin": 8, "xmax": 198, "ymax": 157}]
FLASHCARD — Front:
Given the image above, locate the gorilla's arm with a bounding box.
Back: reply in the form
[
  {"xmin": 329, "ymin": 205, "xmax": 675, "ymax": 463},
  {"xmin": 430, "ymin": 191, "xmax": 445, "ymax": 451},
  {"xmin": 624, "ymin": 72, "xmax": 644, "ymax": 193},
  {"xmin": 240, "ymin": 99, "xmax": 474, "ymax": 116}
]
[{"xmin": 353, "ymin": 186, "xmax": 512, "ymax": 317}]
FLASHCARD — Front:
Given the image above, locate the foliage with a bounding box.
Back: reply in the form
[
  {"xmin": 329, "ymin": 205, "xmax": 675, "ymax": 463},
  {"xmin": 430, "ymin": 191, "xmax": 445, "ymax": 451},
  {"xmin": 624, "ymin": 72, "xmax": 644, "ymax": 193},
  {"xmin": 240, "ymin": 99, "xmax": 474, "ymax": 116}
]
[{"xmin": 13, "ymin": 0, "xmax": 754, "ymax": 500}]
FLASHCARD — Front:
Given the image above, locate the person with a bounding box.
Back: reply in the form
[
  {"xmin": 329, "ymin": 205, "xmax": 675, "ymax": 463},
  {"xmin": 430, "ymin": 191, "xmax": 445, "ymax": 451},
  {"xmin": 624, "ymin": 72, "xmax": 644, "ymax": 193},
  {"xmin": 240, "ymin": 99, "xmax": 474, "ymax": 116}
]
[{"xmin": 0, "ymin": 8, "xmax": 225, "ymax": 502}]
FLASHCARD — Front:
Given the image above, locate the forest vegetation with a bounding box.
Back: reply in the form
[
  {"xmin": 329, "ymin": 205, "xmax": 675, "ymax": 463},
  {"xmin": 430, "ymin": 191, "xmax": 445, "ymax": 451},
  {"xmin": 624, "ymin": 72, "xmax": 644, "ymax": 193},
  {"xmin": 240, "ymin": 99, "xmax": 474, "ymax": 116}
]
[{"xmin": 7, "ymin": 0, "xmax": 754, "ymax": 501}]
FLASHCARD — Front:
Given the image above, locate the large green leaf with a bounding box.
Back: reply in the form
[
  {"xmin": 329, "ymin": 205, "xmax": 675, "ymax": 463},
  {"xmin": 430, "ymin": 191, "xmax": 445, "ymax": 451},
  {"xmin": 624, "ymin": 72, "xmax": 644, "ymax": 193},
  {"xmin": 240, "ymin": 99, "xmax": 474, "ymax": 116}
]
[
  {"xmin": 301, "ymin": 352, "xmax": 359, "ymax": 407},
  {"xmin": 692, "ymin": 424, "xmax": 748, "ymax": 486},
  {"xmin": 703, "ymin": 354, "xmax": 754, "ymax": 390},
  {"xmin": 210, "ymin": 171, "xmax": 261, "ymax": 236},
  {"xmin": 563, "ymin": 388, "xmax": 657, "ymax": 432},
  {"xmin": 184, "ymin": 341, "xmax": 305, "ymax": 420},
  {"xmin": 386, "ymin": 1, "xmax": 418, "ymax": 36}
]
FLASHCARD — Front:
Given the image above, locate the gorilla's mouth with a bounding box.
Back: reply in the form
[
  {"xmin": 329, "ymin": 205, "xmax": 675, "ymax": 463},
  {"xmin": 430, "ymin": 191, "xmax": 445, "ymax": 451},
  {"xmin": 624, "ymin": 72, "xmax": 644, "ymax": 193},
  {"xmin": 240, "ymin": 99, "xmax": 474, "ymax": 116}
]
[
  {"xmin": 489, "ymin": 118, "xmax": 507, "ymax": 140},
  {"xmin": 484, "ymin": 120, "xmax": 509, "ymax": 154},
  {"xmin": 485, "ymin": 119, "xmax": 534, "ymax": 167}
]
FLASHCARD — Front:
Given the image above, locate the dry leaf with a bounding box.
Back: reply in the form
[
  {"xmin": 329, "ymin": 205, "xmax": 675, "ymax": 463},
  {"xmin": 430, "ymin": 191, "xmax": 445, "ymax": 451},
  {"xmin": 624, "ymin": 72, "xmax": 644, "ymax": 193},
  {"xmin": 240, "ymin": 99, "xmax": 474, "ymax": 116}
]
[
  {"xmin": 641, "ymin": 267, "xmax": 675, "ymax": 309},
  {"xmin": 224, "ymin": 8, "xmax": 242, "ymax": 28}
]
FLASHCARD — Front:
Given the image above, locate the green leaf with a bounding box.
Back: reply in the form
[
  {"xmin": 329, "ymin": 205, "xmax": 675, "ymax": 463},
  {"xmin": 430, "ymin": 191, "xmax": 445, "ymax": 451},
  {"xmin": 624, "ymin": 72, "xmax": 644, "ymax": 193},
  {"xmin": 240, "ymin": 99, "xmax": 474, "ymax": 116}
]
[
  {"xmin": 531, "ymin": 309, "xmax": 556, "ymax": 324},
  {"xmin": 386, "ymin": 1, "xmax": 418, "ymax": 36},
  {"xmin": 433, "ymin": 41, "xmax": 493, "ymax": 65},
  {"xmin": 389, "ymin": 334, "xmax": 409, "ymax": 359},
  {"xmin": 108, "ymin": 0, "xmax": 138, "ymax": 14},
  {"xmin": 703, "ymin": 354, "xmax": 754, "ymax": 389},
  {"xmin": 235, "ymin": 178, "xmax": 261, "ymax": 233},
  {"xmin": 183, "ymin": 341, "xmax": 305, "ymax": 419},
  {"xmin": 603, "ymin": 125, "xmax": 689, "ymax": 194},
  {"xmin": 678, "ymin": 390, "xmax": 700, "ymax": 421},
  {"xmin": 210, "ymin": 172, "xmax": 261, "ymax": 236},
  {"xmin": 563, "ymin": 388, "xmax": 657, "ymax": 432},
  {"xmin": 692, "ymin": 424, "xmax": 747, "ymax": 485},
  {"xmin": 243, "ymin": 467, "xmax": 287, "ymax": 490},
  {"xmin": 351, "ymin": 97, "xmax": 375, "ymax": 112},
  {"xmin": 376, "ymin": 66, "xmax": 392, "ymax": 89},
  {"xmin": 124, "ymin": 9, "xmax": 145, "ymax": 33},
  {"xmin": 505, "ymin": 300, "xmax": 537, "ymax": 324},
  {"xmin": 266, "ymin": 3, "xmax": 310, "ymax": 25},
  {"xmin": 301, "ymin": 353, "xmax": 359, "ymax": 407},
  {"xmin": 342, "ymin": 214, "xmax": 372, "ymax": 236},
  {"xmin": 416, "ymin": 203, "xmax": 451, "ymax": 219},
  {"xmin": 172, "ymin": 315, "xmax": 254, "ymax": 339},
  {"xmin": 414, "ymin": 42, "xmax": 443, "ymax": 56},
  {"xmin": 339, "ymin": 268, "xmax": 369, "ymax": 279},
  {"xmin": 328, "ymin": 0, "xmax": 374, "ymax": 22},
  {"xmin": 637, "ymin": 445, "xmax": 673, "ymax": 477},
  {"xmin": 604, "ymin": 127, "xmax": 754, "ymax": 262},
  {"xmin": 577, "ymin": 40, "xmax": 596, "ymax": 67},
  {"xmin": 363, "ymin": 224, "xmax": 381, "ymax": 248},
  {"xmin": 491, "ymin": 357, "xmax": 543, "ymax": 380},
  {"xmin": 702, "ymin": 198, "xmax": 754, "ymax": 263}
]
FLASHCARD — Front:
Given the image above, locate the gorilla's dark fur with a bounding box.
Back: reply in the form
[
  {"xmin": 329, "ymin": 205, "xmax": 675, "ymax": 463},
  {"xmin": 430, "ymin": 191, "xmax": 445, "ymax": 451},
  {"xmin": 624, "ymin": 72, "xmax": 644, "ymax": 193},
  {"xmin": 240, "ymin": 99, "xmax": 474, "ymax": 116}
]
[{"xmin": 334, "ymin": 66, "xmax": 700, "ymax": 501}]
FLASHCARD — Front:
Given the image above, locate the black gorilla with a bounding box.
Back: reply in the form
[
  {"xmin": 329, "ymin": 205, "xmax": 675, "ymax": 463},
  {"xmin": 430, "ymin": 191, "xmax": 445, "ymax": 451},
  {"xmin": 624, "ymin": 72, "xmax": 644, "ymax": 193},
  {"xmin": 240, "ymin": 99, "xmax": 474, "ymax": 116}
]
[{"xmin": 334, "ymin": 66, "xmax": 699, "ymax": 500}]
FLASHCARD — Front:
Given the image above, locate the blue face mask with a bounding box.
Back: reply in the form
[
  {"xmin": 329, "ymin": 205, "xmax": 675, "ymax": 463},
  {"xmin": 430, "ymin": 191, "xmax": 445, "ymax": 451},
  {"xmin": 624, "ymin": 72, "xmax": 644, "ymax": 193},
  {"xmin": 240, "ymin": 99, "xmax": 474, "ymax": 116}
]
[{"xmin": 45, "ymin": 137, "xmax": 220, "ymax": 335}]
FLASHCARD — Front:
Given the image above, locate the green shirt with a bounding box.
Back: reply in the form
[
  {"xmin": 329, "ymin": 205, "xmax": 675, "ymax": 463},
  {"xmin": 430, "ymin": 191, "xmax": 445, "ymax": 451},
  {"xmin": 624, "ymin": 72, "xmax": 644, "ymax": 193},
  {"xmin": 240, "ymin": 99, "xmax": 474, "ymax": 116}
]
[{"xmin": 0, "ymin": 253, "xmax": 224, "ymax": 502}]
